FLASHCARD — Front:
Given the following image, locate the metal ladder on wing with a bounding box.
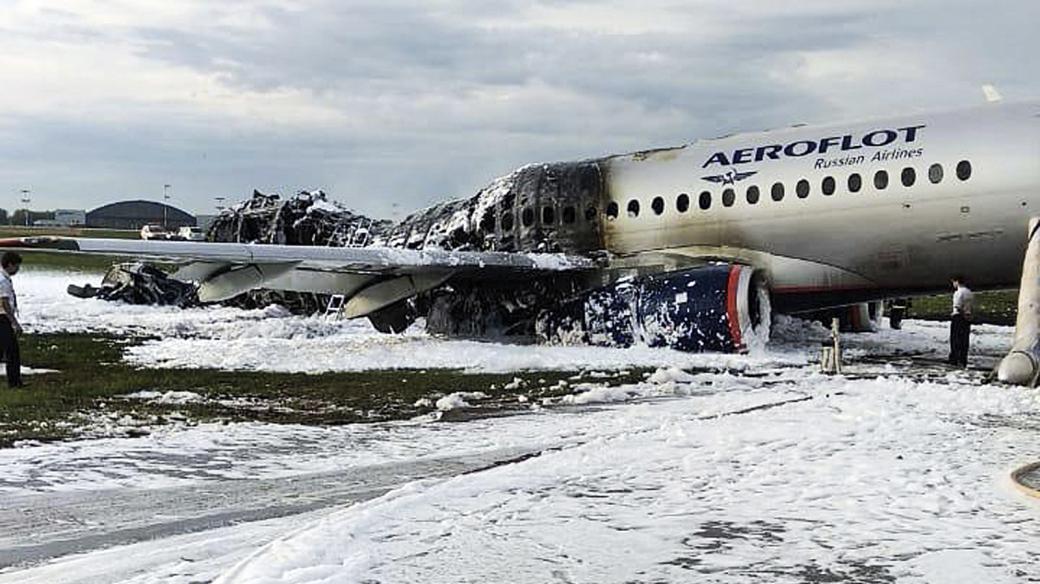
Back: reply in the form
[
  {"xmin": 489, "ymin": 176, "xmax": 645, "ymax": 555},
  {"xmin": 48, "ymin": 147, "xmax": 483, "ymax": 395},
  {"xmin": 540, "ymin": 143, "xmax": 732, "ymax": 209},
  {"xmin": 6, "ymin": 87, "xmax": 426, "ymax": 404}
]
[
  {"xmin": 348, "ymin": 218, "xmax": 372, "ymax": 248},
  {"xmin": 327, "ymin": 223, "xmax": 350, "ymax": 248},
  {"xmin": 324, "ymin": 294, "xmax": 346, "ymax": 319},
  {"xmin": 327, "ymin": 218, "xmax": 371, "ymax": 248},
  {"xmin": 323, "ymin": 218, "xmax": 374, "ymax": 318}
]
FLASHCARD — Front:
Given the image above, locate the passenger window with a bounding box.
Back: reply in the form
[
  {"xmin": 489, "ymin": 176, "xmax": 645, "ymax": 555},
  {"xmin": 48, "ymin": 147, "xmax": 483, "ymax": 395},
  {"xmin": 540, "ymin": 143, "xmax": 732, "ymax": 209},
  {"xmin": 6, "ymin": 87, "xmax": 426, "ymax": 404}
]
[
  {"xmin": 901, "ymin": 167, "xmax": 916, "ymax": 187},
  {"xmin": 746, "ymin": 185, "xmax": 760, "ymax": 204},
  {"xmin": 627, "ymin": 199, "xmax": 640, "ymax": 218},
  {"xmin": 928, "ymin": 163, "xmax": 943, "ymax": 184},
  {"xmin": 522, "ymin": 208, "xmax": 534, "ymax": 227},
  {"xmin": 501, "ymin": 213, "xmax": 514, "ymax": 231},
  {"xmin": 562, "ymin": 206, "xmax": 576, "ymax": 224},
  {"xmin": 874, "ymin": 170, "xmax": 889, "ymax": 190},
  {"xmin": 480, "ymin": 209, "xmax": 496, "ymax": 231},
  {"xmin": 771, "ymin": 182, "xmax": 785, "ymax": 202},
  {"xmin": 796, "ymin": 179, "xmax": 809, "ymax": 199},
  {"xmin": 699, "ymin": 191, "xmax": 712, "ymax": 210},
  {"xmin": 956, "ymin": 160, "xmax": 972, "ymax": 181},
  {"xmin": 676, "ymin": 193, "xmax": 690, "ymax": 213},
  {"xmin": 652, "ymin": 196, "xmax": 665, "ymax": 215},
  {"xmin": 542, "ymin": 206, "xmax": 555, "ymax": 224},
  {"xmin": 848, "ymin": 173, "xmax": 862, "ymax": 193},
  {"xmin": 606, "ymin": 202, "xmax": 619, "ymax": 220},
  {"xmin": 722, "ymin": 188, "xmax": 735, "ymax": 207},
  {"xmin": 822, "ymin": 176, "xmax": 836, "ymax": 196}
]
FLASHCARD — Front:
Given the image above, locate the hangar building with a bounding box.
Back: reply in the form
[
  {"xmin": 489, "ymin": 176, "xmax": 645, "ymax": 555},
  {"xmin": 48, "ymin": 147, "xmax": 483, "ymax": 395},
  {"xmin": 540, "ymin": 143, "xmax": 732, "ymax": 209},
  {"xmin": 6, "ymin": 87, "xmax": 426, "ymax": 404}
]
[{"xmin": 86, "ymin": 200, "xmax": 196, "ymax": 230}]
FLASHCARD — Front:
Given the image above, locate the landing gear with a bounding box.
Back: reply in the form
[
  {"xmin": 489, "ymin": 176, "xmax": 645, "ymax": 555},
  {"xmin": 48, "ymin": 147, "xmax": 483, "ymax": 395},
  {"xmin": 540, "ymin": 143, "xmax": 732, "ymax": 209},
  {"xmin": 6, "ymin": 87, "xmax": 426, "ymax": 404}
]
[{"xmin": 888, "ymin": 298, "xmax": 909, "ymax": 330}]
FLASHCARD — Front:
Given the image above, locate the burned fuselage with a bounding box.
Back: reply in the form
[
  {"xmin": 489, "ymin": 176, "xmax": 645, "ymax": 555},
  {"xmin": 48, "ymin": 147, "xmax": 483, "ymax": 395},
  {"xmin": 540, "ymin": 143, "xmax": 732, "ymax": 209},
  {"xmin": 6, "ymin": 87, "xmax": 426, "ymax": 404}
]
[
  {"xmin": 367, "ymin": 160, "xmax": 616, "ymax": 340},
  {"xmin": 361, "ymin": 157, "xmax": 765, "ymax": 351},
  {"xmin": 79, "ymin": 155, "xmax": 766, "ymax": 353},
  {"xmin": 373, "ymin": 160, "xmax": 608, "ymax": 254}
]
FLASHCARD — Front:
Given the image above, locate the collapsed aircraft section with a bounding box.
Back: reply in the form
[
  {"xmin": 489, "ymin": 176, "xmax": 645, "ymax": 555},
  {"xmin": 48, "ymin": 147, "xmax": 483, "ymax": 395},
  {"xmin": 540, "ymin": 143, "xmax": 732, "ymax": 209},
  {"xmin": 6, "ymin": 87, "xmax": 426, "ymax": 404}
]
[{"xmin": 78, "ymin": 159, "xmax": 610, "ymax": 301}]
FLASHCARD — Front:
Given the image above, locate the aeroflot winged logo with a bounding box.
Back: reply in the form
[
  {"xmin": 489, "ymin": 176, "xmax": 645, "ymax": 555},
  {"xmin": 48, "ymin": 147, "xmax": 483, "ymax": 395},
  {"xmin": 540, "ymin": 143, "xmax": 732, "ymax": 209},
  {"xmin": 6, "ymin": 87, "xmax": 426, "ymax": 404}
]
[
  {"xmin": 700, "ymin": 124, "xmax": 927, "ymax": 175},
  {"xmin": 701, "ymin": 169, "xmax": 757, "ymax": 185}
]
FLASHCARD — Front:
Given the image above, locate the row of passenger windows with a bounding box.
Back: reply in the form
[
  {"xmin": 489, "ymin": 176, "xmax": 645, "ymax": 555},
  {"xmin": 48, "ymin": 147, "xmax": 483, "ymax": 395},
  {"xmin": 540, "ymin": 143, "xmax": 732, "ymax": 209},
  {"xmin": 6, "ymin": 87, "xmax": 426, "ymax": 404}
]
[
  {"xmin": 497, "ymin": 201, "xmax": 599, "ymax": 231},
  {"xmin": 489, "ymin": 160, "xmax": 973, "ymax": 230},
  {"xmin": 605, "ymin": 160, "xmax": 972, "ymax": 219}
]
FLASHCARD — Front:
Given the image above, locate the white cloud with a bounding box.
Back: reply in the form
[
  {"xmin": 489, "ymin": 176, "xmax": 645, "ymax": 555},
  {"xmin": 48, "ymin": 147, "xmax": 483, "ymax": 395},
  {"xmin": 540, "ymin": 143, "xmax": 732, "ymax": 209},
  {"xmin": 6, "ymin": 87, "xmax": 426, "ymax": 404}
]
[{"xmin": 0, "ymin": 0, "xmax": 1037, "ymax": 216}]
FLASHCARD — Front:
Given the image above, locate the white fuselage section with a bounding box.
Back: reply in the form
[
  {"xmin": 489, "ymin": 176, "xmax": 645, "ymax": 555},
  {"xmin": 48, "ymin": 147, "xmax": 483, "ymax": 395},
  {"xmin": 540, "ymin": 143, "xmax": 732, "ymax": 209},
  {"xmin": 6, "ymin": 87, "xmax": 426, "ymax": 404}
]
[{"xmin": 600, "ymin": 102, "xmax": 1040, "ymax": 299}]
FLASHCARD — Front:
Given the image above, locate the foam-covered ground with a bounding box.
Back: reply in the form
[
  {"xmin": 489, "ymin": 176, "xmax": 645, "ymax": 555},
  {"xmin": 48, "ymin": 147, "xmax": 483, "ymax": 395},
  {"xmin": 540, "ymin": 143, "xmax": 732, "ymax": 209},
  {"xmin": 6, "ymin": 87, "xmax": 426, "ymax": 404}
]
[
  {"xmin": 218, "ymin": 377, "xmax": 1040, "ymax": 584},
  {"xmin": 23, "ymin": 270, "xmax": 794, "ymax": 372},
  {"xmin": 18, "ymin": 269, "xmax": 1010, "ymax": 373},
  {"xmin": 2, "ymin": 270, "xmax": 1038, "ymax": 584}
]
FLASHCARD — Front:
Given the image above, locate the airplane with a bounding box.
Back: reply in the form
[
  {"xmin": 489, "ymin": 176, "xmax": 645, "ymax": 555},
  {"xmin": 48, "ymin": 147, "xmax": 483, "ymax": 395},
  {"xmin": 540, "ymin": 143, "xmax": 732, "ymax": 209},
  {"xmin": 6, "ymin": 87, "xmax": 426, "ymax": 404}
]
[{"xmin": 3, "ymin": 99, "xmax": 1038, "ymax": 354}]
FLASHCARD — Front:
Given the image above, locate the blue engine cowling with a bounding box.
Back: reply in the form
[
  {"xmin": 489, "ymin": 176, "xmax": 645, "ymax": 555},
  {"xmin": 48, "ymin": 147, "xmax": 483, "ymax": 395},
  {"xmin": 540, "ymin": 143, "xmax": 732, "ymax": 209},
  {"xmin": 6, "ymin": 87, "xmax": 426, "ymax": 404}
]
[{"xmin": 537, "ymin": 264, "xmax": 770, "ymax": 353}]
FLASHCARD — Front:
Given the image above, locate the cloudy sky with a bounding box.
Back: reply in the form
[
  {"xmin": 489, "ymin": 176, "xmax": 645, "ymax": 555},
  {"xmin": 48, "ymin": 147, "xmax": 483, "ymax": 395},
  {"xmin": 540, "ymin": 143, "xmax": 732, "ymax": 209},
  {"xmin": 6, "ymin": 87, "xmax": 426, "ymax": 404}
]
[{"xmin": 1, "ymin": 0, "xmax": 1037, "ymax": 217}]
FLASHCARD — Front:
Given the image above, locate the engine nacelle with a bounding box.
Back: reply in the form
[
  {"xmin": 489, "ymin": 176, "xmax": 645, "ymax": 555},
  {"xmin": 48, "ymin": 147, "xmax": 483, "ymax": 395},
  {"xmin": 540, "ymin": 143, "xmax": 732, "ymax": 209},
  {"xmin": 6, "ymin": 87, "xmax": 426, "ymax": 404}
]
[{"xmin": 537, "ymin": 264, "xmax": 770, "ymax": 353}]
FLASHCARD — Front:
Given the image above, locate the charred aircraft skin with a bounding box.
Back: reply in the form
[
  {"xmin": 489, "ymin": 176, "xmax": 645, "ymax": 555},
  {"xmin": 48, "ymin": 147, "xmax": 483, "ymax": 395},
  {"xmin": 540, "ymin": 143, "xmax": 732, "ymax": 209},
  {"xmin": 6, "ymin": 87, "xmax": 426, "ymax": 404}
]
[
  {"xmin": 203, "ymin": 190, "xmax": 392, "ymax": 312},
  {"xmin": 372, "ymin": 160, "xmax": 621, "ymax": 339},
  {"xmin": 201, "ymin": 165, "xmax": 626, "ymax": 341},
  {"xmin": 373, "ymin": 160, "xmax": 608, "ymax": 255},
  {"xmin": 208, "ymin": 190, "xmax": 392, "ymax": 247}
]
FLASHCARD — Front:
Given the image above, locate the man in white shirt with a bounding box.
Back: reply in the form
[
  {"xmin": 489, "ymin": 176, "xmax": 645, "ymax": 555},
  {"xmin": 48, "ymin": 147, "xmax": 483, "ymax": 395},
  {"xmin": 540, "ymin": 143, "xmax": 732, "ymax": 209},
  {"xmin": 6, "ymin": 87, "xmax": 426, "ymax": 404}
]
[
  {"xmin": 0, "ymin": 252, "xmax": 24, "ymax": 387},
  {"xmin": 949, "ymin": 275, "xmax": 974, "ymax": 367}
]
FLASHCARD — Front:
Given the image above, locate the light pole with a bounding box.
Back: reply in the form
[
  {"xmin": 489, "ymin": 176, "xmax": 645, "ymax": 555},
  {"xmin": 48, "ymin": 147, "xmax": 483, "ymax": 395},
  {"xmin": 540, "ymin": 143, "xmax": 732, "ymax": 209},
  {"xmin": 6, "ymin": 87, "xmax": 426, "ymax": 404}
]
[
  {"xmin": 163, "ymin": 184, "xmax": 171, "ymax": 228},
  {"xmin": 215, "ymin": 196, "xmax": 225, "ymax": 211},
  {"xmin": 19, "ymin": 189, "xmax": 30, "ymax": 227}
]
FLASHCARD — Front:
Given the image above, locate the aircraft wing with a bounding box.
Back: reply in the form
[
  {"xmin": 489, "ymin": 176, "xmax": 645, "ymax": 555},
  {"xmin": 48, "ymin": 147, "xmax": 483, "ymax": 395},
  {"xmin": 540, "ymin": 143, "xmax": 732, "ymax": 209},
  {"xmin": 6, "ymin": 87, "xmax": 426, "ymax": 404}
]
[
  {"xmin": 0, "ymin": 237, "xmax": 595, "ymax": 273},
  {"xmin": 0, "ymin": 236, "xmax": 599, "ymax": 316}
]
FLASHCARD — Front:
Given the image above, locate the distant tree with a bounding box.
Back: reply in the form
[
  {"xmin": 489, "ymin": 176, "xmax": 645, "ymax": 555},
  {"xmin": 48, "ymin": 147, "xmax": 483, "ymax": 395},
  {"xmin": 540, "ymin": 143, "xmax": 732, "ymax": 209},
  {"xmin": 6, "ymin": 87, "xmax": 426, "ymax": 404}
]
[{"xmin": 10, "ymin": 209, "xmax": 52, "ymax": 226}]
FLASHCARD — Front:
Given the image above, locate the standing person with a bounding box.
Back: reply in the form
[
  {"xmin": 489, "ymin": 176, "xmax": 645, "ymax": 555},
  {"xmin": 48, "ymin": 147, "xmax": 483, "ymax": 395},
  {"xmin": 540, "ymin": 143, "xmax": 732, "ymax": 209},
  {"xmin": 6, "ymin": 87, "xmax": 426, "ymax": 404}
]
[
  {"xmin": 889, "ymin": 297, "xmax": 910, "ymax": 330},
  {"xmin": 949, "ymin": 275, "xmax": 974, "ymax": 367},
  {"xmin": 0, "ymin": 252, "xmax": 23, "ymax": 388}
]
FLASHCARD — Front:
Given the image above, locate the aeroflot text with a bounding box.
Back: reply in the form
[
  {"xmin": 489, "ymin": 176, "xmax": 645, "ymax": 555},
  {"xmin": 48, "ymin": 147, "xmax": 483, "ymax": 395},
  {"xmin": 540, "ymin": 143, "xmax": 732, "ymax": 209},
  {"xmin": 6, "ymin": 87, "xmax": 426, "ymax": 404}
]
[{"xmin": 701, "ymin": 125, "xmax": 926, "ymax": 168}]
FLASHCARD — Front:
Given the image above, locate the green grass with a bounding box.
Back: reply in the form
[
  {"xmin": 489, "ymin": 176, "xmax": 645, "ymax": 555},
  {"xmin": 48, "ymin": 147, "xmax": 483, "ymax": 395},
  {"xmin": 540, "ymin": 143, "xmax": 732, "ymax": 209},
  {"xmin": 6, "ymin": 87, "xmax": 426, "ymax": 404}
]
[
  {"xmin": 21, "ymin": 251, "xmax": 132, "ymax": 273},
  {"xmin": 0, "ymin": 226, "xmax": 139, "ymax": 239},
  {"xmin": 0, "ymin": 226, "xmax": 140, "ymax": 272},
  {"xmin": 0, "ymin": 332, "xmax": 647, "ymax": 447},
  {"xmin": 905, "ymin": 289, "xmax": 1018, "ymax": 325}
]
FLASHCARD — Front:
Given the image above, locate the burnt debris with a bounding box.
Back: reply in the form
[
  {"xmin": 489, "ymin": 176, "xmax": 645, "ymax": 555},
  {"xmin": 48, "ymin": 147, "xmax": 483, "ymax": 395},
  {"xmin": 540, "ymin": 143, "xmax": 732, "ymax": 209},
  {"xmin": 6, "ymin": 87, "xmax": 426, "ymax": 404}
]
[
  {"xmin": 75, "ymin": 159, "xmax": 610, "ymax": 325},
  {"xmin": 208, "ymin": 189, "xmax": 392, "ymax": 247},
  {"xmin": 68, "ymin": 262, "xmax": 198, "ymax": 308}
]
